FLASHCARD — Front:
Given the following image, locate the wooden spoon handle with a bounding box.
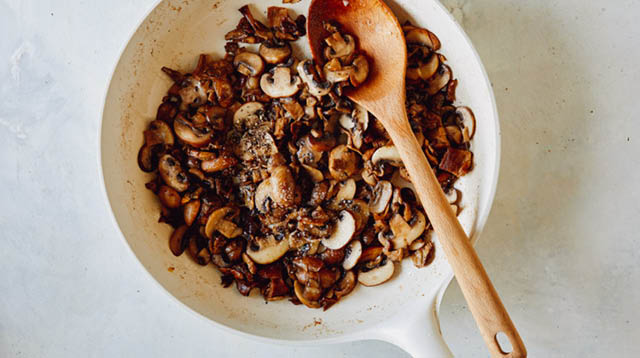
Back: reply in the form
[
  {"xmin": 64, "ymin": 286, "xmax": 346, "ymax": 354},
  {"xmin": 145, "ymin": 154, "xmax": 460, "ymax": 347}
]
[{"xmin": 387, "ymin": 122, "xmax": 526, "ymax": 358}]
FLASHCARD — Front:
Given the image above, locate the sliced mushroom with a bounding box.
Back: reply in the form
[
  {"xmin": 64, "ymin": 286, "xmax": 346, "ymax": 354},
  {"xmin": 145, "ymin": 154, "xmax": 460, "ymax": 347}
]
[
  {"xmin": 358, "ymin": 246, "xmax": 383, "ymax": 264},
  {"xmin": 328, "ymin": 145, "xmax": 359, "ymax": 181},
  {"xmin": 297, "ymin": 60, "xmax": 332, "ymax": 97},
  {"xmin": 173, "ymin": 117, "xmax": 213, "ymax": 148},
  {"xmin": 204, "ymin": 207, "xmax": 242, "ymax": 239},
  {"xmin": 339, "ymin": 104, "xmax": 369, "ymax": 149},
  {"xmin": 456, "ymin": 106, "xmax": 476, "ymax": 140},
  {"xmin": 405, "ymin": 28, "xmax": 441, "ymax": 50},
  {"xmin": 445, "ymin": 188, "xmax": 460, "ymax": 204},
  {"xmin": 259, "ymin": 42, "xmax": 292, "ymax": 64},
  {"xmin": 254, "ymin": 166, "xmax": 298, "ymax": 212},
  {"xmin": 407, "ymin": 53, "xmax": 439, "ymax": 81},
  {"xmin": 260, "ymin": 66, "xmax": 301, "ymax": 98},
  {"xmin": 324, "ymin": 32, "xmax": 355, "ymax": 60},
  {"xmin": 297, "ymin": 135, "xmax": 323, "ymax": 165},
  {"xmin": 183, "ymin": 199, "xmax": 201, "ymax": 226},
  {"xmin": 233, "ymin": 51, "xmax": 265, "ymax": 77},
  {"xmin": 201, "ymin": 155, "xmax": 237, "ymax": 173},
  {"xmin": 144, "ymin": 120, "xmax": 175, "ymax": 147},
  {"xmin": 294, "ymin": 281, "xmax": 322, "ymax": 308},
  {"xmin": 321, "ymin": 210, "xmax": 356, "ymax": 249},
  {"xmin": 169, "ymin": 225, "xmax": 188, "ymax": 256},
  {"xmin": 137, "ymin": 145, "xmax": 159, "ymax": 172},
  {"xmin": 371, "ymin": 145, "xmax": 403, "ymax": 166},
  {"xmin": 389, "ymin": 211, "xmax": 427, "ymax": 249},
  {"xmin": 233, "ymin": 101, "xmax": 264, "ymax": 130},
  {"xmin": 349, "ymin": 55, "xmax": 369, "ymax": 87},
  {"xmin": 332, "ymin": 178, "xmax": 356, "ymax": 206},
  {"xmin": 334, "ymin": 270, "xmax": 357, "ymax": 298},
  {"xmin": 158, "ymin": 185, "xmax": 181, "ymax": 209},
  {"xmin": 158, "ymin": 154, "xmax": 189, "ymax": 192},
  {"xmin": 301, "ymin": 164, "xmax": 324, "ymax": 182},
  {"xmin": 427, "ymin": 64, "xmax": 452, "ymax": 95},
  {"xmin": 346, "ymin": 199, "xmax": 370, "ymax": 233},
  {"xmin": 409, "ymin": 238, "xmax": 425, "ymax": 251},
  {"xmin": 246, "ymin": 235, "xmax": 290, "ymax": 264},
  {"xmin": 342, "ymin": 240, "xmax": 362, "ymax": 270},
  {"xmin": 369, "ymin": 180, "xmax": 393, "ymax": 214},
  {"xmin": 445, "ymin": 125, "xmax": 463, "ymax": 145},
  {"xmin": 358, "ymin": 260, "xmax": 394, "ymax": 287},
  {"xmin": 323, "ymin": 58, "xmax": 352, "ymax": 83}
]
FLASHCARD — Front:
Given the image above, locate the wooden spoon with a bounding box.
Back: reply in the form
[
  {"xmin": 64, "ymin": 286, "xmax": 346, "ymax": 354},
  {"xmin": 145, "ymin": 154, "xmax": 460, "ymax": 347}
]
[{"xmin": 307, "ymin": 1, "xmax": 526, "ymax": 357}]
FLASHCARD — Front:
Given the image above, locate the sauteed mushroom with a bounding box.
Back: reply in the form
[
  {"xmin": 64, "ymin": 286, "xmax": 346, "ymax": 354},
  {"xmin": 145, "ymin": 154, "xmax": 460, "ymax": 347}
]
[{"xmin": 139, "ymin": 8, "xmax": 476, "ymax": 309}]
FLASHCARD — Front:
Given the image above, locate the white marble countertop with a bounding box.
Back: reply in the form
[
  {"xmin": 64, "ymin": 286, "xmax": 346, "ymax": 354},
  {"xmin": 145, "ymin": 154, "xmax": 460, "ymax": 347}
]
[{"xmin": 1, "ymin": 0, "xmax": 639, "ymax": 357}]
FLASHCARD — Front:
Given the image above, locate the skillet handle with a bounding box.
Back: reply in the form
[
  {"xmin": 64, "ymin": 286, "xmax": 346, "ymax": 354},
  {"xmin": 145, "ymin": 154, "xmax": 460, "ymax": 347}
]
[{"xmin": 374, "ymin": 296, "xmax": 452, "ymax": 358}]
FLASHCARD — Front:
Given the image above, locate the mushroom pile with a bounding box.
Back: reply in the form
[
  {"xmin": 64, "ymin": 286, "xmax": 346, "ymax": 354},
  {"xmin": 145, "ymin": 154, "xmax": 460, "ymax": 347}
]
[{"xmin": 137, "ymin": 5, "xmax": 475, "ymax": 309}]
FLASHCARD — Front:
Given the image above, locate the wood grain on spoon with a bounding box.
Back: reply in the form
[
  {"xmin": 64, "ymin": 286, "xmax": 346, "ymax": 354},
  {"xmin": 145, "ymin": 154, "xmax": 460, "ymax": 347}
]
[{"xmin": 308, "ymin": 0, "xmax": 527, "ymax": 357}]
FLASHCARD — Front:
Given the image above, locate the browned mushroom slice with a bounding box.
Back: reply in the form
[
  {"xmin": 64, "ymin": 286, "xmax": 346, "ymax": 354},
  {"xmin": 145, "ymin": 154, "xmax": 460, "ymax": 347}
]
[
  {"xmin": 301, "ymin": 164, "xmax": 324, "ymax": 182},
  {"xmin": 324, "ymin": 32, "xmax": 356, "ymax": 60},
  {"xmin": 427, "ymin": 64, "xmax": 452, "ymax": 95},
  {"xmin": 254, "ymin": 166, "xmax": 299, "ymax": 212},
  {"xmin": 328, "ymin": 145, "xmax": 359, "ymax": 181},
  {"xmin": 173, "ymin": 117, "xmax": 213, "ymax": 148},
  {"xmin": 358, "ymin": 246, "xmax": 383, "ymax": 264},
  {"xmin": 247, "ymin": 235, "xmax": 290, "ymax": 264},
  {"xmin": 238, "ymin": 5, "xmax": 271, "ymax": 42},
  {"xmin": 137, "ymin": 144, "xmax": 161, "ymax": 172},
  {"xmin": 349, "ymin": 55, "xmax": 369, "ymax": 87},
  {"xmin": 358, "ymin": 260, "xmax": 394, "ymax": 286},
  {"xmin": 445, "ymin": 125, "xmax": 463, "ymax": 145},
  {"xmin": 204, "ymin": 207, "xmax": 242, "ymax": 239},
  {"xmin": 144, "ymin": 120, "xmax": 175, "ymax": 147},
  {"xmin": 405, "ymin": 28, "xmax": 441, "ymax": 51},
  {"xmin": 321, "ymin": 210, "xmax": 356, "ymax": 250},
  {"xmin": 323, "ymin": 58, "xmax": 352, "ymax": 83},
  {"xmin": 407, "ymin": 53, "xmax": 439, "ymax": 81},
  {"xmin": 233, "ymin": 101, "xmax": 264, "ymax": 130},
  {"xmin": 158, "ymin": 185, "xmax": 181, "ymax": 209},
  {"xmin": 233, "ymin": 51, "xmax": 265, "ymax": 77},
  {"xmin": 267, "ymin": 6, "xmax": 304, "ymax": 40},
  {"xmin": 169, "ymin": 225, "xmax": 188, "ymax": 256},
  {"xmin": 331, "ymin": 178, "xmax": 356, "ymax": 208},
  {"xmin": 342, "ymin": 240, "xmax": 362, "ymax": 270},
  {"xmin": 334, "ymin": 270, "xmax": 357, "ymax": 298},
  {"xmin": 369, "ymin": 180, "xmax": 393, "ymax": 214},
  {"xmin": 294, "ymin": 281, "xmax": 322, "ymax": 308},
  {"xmin": 183, "ymin": 199, "xmax": 201, "ymax": 226},
  {"xmin": 297, "ymin": 60, "xmax": 332, "ymax": 97},
  {"xmin": 456, "ymin": 106, "xmax": 476, "ymax": 140},
  {"xmin": 439, "ymin": 147, "xmax": 473, "ymax": 177},
  {"xmin": 339, "ymin": 103, "xmax": 369, "ymax": 149},
  {"xmin": 158, "ymin": 154, "xmax": 189, "ymax": 192},
  {"xmin": 260, "ymin": 66, "xmax": 301, "ymax": 98},
  {"xmin": 259, "ymin": 42, "xmax": 292, "ymax": 64},
  {"xmin": 412, "ymin": 241, "xmax": 435, "ymax": 268},
  {"xmin": 297, "ymin": 135, "xmax": 324, "ymax": 165},
  {"xmin": 201, "ymin": 155, "xmax": 237, "ymax": 173},
  {"xmin": 371, "ymin": 145, "xmax": 403, "ymax": 166},
  {"xmin": 426, "ymin": 126, "xmax": 451, "ymax": 150},
  {"xmin": 388, "ymin": 211, "xmax": 427, "ymax": 249}
]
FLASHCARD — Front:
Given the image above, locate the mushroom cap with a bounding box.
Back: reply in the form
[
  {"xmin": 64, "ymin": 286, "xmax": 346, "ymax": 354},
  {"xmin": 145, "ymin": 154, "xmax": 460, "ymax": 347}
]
[
  {"xmin": 233, "ymin": 51, "xmax": 265, "ymax": 77},
  {"xmin": 349, "ymin": 55, "xmax": 369, "ymax": 87},
  {"xmin": 358, "ymin": 260, "xmax": 395, "ymax": 287},
  {"xmin": 204, "ymin": 207, "xmax": 242, "ymax": 239},
  {"xmin": 297, "ymin": 60, "xmax": 332, "ymax": 97},
  {"xmin": 371, "ymin": 145, "xmax": 403, "ymax": 166},
  {"xmin": 233, "ymin": 101, "xmax": 265, "ymax": 130},
  {"xmin": 158, "ymin": 154, "xmax": 190, "ymax": 192},
  {"xmin": 259, "ymin": 42, "xmax": 292, "ymax": 64},
  {"xmin": 173, "ymin": 117, "xmax": 213, "ymax": 148},
  {"xmin": 259, "ymin": 66, "xmax": 301, "ymax": 98},
  {"xmin": 342, "ymin": 240, "xmax": 362, "ymax": 270},
  {"xmin": 246, "ymin": 235, "xmax": 290, "ymax": 264},
  {"xmin": 321, "ymin": 210, "xmax": 356, "ymax": 250},
  {"xmin": 369, "ymin": 180, "xmax": 393, "ymax": 214},
  {"xmin": 389, "ymin": 211, "xmax": 427, "ymax": 249}
]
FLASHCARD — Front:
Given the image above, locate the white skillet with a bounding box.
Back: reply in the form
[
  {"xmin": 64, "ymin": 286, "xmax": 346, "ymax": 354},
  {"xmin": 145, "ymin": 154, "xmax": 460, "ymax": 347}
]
[{"xmin": 99, "ymin": 0, "xmax": 500, "ymax": 356}]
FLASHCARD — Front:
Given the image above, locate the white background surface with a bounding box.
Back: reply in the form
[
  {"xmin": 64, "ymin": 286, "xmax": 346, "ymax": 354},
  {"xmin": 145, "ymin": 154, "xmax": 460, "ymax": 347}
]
[{"xmin": 1, "ymin": 0, "xmax": 638, "ymax": 357}]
